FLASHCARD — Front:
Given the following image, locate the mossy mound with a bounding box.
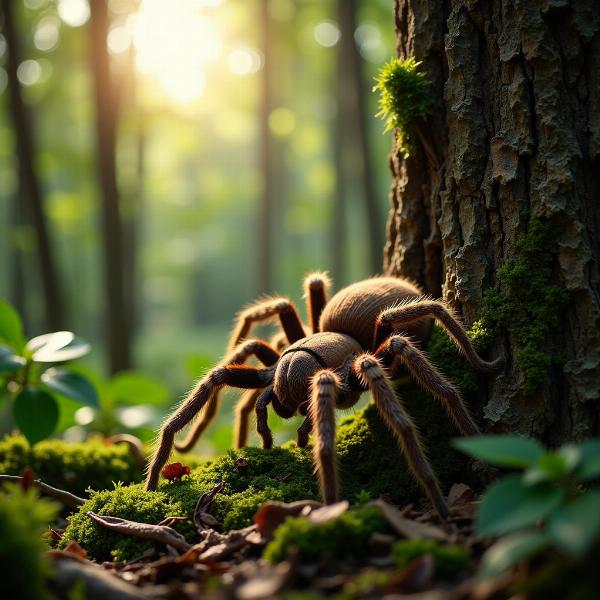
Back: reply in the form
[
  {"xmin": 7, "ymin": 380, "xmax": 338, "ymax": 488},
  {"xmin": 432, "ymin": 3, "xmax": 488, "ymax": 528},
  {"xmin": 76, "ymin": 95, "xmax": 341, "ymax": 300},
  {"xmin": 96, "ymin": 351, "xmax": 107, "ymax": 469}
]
[
  {"xmin": 337, "ymin": 391, "xmax": 466, "ymax": 505},
  {"xmin": 60, "ymin": 445, "xmax": 319, "ymax": 561},
  {"xmin": 61, "ymin": 399, "xmax": 466, "ymax": 562},
  {"xmin": 264, "ymin": 505, "xmax": 387, "ymax": 564},
  {"xmin": 0, "ymin": 484, "xmax": 58, "ymax": 600},
  {"xmin": 0, "ymin": 435, "xmax": 143, "ymax": 496}
]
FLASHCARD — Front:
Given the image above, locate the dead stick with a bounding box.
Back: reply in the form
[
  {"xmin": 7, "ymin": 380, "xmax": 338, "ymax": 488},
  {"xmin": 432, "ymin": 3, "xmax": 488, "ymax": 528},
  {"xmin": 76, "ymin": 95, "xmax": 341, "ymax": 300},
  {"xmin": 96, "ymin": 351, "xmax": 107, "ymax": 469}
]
[
  {"xmin": 0, "ymin": 474, "xmax": 86, "ymax": 508},
  {"xmin": 87, "ymin": 512, "xmax": 191, "ymax": 552}
]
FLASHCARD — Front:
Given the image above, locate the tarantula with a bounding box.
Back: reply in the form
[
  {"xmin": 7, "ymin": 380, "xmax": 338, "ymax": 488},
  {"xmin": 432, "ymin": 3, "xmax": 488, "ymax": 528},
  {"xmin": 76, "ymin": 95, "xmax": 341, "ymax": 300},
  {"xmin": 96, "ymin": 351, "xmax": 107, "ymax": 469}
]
[{"xmin": 145, "ymin": 274, "xmax": 502, "ymax": 517}]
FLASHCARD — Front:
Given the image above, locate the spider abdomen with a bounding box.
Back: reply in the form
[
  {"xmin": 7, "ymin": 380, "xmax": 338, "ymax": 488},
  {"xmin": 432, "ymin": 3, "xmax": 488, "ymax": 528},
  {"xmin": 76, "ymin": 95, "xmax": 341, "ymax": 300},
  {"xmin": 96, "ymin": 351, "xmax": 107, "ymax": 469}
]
[{"xmin": 319, "ymin": 276, "xmax": 430, "ymax": 349}]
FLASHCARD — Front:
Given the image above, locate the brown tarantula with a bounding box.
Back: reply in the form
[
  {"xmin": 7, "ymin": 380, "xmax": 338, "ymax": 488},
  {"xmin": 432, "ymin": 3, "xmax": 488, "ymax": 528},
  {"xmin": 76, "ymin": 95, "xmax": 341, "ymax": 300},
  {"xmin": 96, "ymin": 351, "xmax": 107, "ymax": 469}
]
[{"xmin": 145, "ymin": 274, "xmax": 502, "ymax": 517}]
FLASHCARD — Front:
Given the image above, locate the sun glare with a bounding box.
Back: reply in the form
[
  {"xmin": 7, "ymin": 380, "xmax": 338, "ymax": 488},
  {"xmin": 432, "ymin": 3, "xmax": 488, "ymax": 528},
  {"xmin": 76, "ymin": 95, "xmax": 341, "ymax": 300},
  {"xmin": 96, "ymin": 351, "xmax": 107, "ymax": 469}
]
[{"xmin": 130, "ymin": 0, "xmax": 222, "ymax": 105}]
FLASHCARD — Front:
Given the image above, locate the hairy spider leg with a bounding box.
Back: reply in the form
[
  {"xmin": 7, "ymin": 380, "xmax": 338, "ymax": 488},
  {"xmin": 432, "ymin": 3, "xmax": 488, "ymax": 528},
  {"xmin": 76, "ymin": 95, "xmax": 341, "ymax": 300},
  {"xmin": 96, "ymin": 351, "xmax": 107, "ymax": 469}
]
[
  {"xmin": 308, "ymin": 370, "xmax": 340, "ymax": 504},
  {"xmin": 375, "ymin": 335, "xmax": 480, "ymax": 436},
  {"xmin": 145, "ymin": 365, "xmax": 274, "ymax": 491},
  {"xmin": 303, "ymin": 271, "xmax": 331, "ymax": 333},
  {"xmin": 175, "ymin": 339, "xmax": 281, "ymax": 453},
  {"xmin": 255, "ymin": 387, "xmax": 276, "ymax": 449},
  {"xmin": 351, "ymin": 354, "xmax": 449, "ymax": 518},
  {"xmin": 234, "ymin": 389, "xmax": 261, "ymax": 448},
  {"xmin": 373, "ymin": 299, "xmax": 503, "ymax": 373},
  {"xmin": 228, "ymin": 298, "xmax": 306, "ymax": 353},
  {"xmin": 296, "ymin": 414, "xmax": 312, "ymax": 448}
]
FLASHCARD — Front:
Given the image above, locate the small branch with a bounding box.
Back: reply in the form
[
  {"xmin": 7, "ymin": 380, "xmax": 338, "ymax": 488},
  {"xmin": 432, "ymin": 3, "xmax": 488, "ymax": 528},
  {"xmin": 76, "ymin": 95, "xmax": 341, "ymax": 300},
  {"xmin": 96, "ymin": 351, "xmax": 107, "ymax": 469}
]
[
  {"xmin": 87, "ymin": 512, "xmax": 191, "ymax": 553},
  {"xmin": 106, "ymin": 434, "xmax": 146, "ymax": 465},
  {"xmin": 0, "ymin": 474, "xmax": 86, "ymax": 508}
]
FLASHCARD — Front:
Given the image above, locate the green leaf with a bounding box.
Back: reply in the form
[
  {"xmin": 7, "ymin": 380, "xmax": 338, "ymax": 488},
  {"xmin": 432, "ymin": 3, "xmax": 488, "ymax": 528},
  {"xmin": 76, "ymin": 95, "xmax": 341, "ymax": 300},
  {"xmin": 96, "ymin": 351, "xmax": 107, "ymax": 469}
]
[
  {"xmin": 27, "ymin": 331, "xmax": 91, "ymax": 363},
  {"xmin": 548, "ymin": 491, "xmax": 600, "ymax": 556},
  {"xmin": 577, "ymin": 439, "xmax": 600, "ymax": 481},
  {"xmin": 108, "ymin": 371, "xmax": 169, "ymax": 406},
  {"xmin": 476, "ymin": 474, "xmax": 564, "ymax": 537},
  {"xmin": 41, "ymin": 367, "xmax": 99, "ymax": 407},
  {"xmin": 13, "ymin": 387, "xmax": 59, "ymax": 445},
  {"xmin": 523, "ymin": 448, "xmax": 580, "ymax": 486},
  {"xmin": 0, "ymin": 345, "xmax": 26, "ymax": 374},
  {"xmin": 0, "ymin": 299, "xmax": 25, "ymax": 350},
  {"xmin": 479, "ymin": 530, "xmax": 551, "ymax": 578},
  {"xmin": 452, "ymin": 435, "xmax": 545, "ymax": 468}
]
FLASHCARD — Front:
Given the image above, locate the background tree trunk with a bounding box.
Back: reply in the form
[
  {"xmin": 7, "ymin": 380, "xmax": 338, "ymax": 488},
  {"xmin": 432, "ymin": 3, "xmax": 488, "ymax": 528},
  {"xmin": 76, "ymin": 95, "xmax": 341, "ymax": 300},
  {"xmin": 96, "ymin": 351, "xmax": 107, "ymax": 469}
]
[
  {"xmin": 1, "ymin": 0, "xmax": 64, "ymax": 331},
  {"xmin": 258, "ymin": 0, "xmax": 273, "ymax": 294},
  {"xmin": 387, "ymin": 0, "xmax": 600, "ymax": 441},
  {"xmin": 90, "ymin": 0, "xmax": 131, "ymax": 373}
]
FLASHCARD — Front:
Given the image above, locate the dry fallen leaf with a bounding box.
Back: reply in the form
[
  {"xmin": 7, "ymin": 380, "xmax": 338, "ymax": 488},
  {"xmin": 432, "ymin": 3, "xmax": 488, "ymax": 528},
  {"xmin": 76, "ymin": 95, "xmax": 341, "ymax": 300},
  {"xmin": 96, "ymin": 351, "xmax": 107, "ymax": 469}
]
[
  {"xmin": 253, "ymin": 500, "xmax": 322, "ymax": 539},
  {"xmin": 369, "ymin": 499, "xmax": 448, "ymax": 541}
]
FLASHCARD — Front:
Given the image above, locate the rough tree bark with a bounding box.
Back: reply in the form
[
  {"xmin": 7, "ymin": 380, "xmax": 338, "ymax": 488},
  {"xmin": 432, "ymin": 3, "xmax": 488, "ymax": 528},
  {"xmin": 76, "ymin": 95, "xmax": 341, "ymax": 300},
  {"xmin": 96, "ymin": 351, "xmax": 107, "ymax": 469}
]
[
  {"xmin": 90, "ymin": 0, "xmax": 131, "ymax": 373},
  {"xmin": 386, "ymin": 0, "xmax": 600, "ymax": 441}
]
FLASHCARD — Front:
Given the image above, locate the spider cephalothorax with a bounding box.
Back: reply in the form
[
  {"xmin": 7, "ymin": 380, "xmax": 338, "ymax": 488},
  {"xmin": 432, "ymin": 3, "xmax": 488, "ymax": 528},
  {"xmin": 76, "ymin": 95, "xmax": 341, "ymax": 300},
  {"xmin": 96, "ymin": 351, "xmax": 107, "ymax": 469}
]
[{"xmin": 145, "ymin": 274, "xmax": 502, "ymax": 517}]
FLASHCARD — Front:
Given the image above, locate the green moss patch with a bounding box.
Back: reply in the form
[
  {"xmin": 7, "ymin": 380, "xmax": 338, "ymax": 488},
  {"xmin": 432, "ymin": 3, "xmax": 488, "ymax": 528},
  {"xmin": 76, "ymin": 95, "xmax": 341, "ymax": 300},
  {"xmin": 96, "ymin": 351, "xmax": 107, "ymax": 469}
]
[
  {"xmin": 337, "ymin": 396, "xmax": 466, "ymax": 505},
  {"xmin": 60, "ymin": 445, "xmax": 319, "ymax": 561},
  {"xmin": 392, "ymin": 538, "xmax": 471, "ymax": 579},
  {"xmin": 0, "ymin": 435, "xmax": 143, "ymax": 496},
  {"xmin": 478, "ymin": 219, "xmax": 568, "ymax": 395},
  {"xmin": 264, "ymin": 506, "xmax": 387, "ymax": 564},
  {"xmin": 373, "ymin": 57, "xmax": 432, "ymax": 157}
]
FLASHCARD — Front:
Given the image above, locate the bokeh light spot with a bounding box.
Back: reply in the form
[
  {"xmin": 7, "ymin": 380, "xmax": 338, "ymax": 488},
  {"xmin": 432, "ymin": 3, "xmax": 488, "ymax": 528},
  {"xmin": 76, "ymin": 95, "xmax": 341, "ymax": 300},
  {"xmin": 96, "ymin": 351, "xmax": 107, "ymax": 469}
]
[
  {"xmin": 34, "ymin": 16, "xmax": 61, "ymax": 52},
  {"xmin": 17, "ymin": 60, "xmax": 42, "ymax": 86},
  {"xmin": 228, "ymin": 48, "xmax": 263, "ymax": 76},
  {"xmin": 269, "ymin": 107, "xmax": 296, "ymax": 137},
  {"xmin": 58, "ymin": 0, "xmax": 90, "ymax": 28},
  {"xmin": 313, "ymin": 20, "xmax": 341, "ymax": 47}
]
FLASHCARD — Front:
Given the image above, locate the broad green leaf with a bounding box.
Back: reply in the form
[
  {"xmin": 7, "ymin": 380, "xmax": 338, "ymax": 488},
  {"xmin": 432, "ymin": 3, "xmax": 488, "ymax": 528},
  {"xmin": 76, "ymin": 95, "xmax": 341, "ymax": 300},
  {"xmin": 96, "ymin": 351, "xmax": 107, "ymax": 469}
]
[
  {"xmin": 476, "ymin": 474, "xmax": 564, "ymax": 537},
  {"xmin": 523, "ymin": 448, "xmax": 580, "ymax": 486},
  {"xmin": 27, "ymin": 331, "xmax": 91, "ymax": 363},
  {"xmin": 548, "ymin": 491, "xmax": 600, "ymax": 556},
  {"xmin": 577, "ymin": 439, "xmax": 600, "ymax": 481},
  {"xmin": 184, "ymin": 353, "xmax": 214, "ymax": 379},
  {"xmin": 108, "ymin": 371, "xmax": 169, "ymax": 406},
  {"xmin": 41, "ymin": 367, "xmax": 99, "ymax": 407},
  {"xmin": 452, "ymin": 435, "xmax": 545, "ymax": 468},
  {"xmin": 479, "ymin": 530, "xmax": 551, "ymax": 578},
  {"xmin": 13, "ymin": 387, "xmax": 59, "ymax": 445},
  {"xmin": 0, "ymin": 345, "xmax": 26, "ymax": 374},
  {"xmin": 0, "ymin": 299, "xmax": 24, "ymax": 350}
]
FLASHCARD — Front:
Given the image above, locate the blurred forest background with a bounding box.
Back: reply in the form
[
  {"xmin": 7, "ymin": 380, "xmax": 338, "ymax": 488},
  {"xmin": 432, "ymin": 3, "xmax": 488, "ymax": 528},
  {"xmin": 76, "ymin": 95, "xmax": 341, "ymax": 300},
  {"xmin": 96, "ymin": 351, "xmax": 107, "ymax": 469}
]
[{"xmin": 0, "ymin": 0, "xmax": 395, "ymax": 451}]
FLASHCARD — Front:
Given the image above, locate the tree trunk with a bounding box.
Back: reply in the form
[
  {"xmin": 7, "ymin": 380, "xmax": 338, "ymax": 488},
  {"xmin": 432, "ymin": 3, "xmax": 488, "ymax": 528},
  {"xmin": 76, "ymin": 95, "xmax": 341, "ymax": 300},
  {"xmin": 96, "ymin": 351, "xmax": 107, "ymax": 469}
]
[
  {"xmin": 387, "ymin": 0, "xmax": 600, "ymax": 441},
  {"xmin": 90, "ymin": 0, "xmax": 131, "ymax": 373},
  {"xmin": 1, "ymin": 0, "xmax": 64, "ymax": 331},
  {"xmin": 258, "ymin": 0, "xmax": 273, "ymax": 293},
  {"xmin": 338, "ymin": 0, "xmax": 383, "ymax": 277}
]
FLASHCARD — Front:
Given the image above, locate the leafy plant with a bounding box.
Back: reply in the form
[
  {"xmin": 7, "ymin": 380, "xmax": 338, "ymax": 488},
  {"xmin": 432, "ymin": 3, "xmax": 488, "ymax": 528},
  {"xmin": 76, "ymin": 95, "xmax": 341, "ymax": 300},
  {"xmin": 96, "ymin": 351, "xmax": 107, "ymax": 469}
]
[
  {"xmin": 373, "ymin": 57, "xmax": 432, "ymax": 157},
  {"xmin": 453, "ymin": 435, "xmax": 600, "ymax": 577},
  {"xmin": 0, "ymin": 299, "xmax": 98, "ymax": 445}
]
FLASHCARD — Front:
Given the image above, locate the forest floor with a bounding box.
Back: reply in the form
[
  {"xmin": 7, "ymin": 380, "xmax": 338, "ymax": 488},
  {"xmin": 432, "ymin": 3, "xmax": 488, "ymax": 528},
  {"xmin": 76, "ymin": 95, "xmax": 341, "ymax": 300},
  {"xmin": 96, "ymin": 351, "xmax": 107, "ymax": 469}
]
[{"xmin": 44, "ymin": 479, "xmax": 512, "ymax": 600}]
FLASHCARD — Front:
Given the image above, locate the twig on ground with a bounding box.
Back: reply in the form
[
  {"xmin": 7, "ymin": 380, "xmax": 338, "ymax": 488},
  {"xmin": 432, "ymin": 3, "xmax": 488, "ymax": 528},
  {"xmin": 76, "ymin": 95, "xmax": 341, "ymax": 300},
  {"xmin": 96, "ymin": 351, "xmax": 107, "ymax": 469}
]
[{"xmin": 0, "ymin": 473, "xmax": 86, "ymax": 508}]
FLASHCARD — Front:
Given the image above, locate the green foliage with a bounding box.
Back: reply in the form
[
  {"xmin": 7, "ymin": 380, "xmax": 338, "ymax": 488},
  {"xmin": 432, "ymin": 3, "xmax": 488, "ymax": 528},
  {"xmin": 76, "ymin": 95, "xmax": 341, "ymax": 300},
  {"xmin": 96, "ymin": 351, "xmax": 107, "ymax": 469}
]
[
  {"xmin": 0, "ymin": 484, "xmax": 59, "ymax": 600},
  {"xmin": 263, "ymin": 506, "xmax": 386, "ymax": 564},
  {"xmin": 0, "ymin": 434, "xmax": 143, "ymax": 496},
  {"xmin": 478, "ymin": 219, "xmax": 569, "ymax": 395},
  {"xmin": 0, "ymin": 299, "xmax": 97, "ymax": 445},
  {"xmin": 454, "ymin": 434, "xmax": 600, "ymax": 577},
  {"xmin": 373, "ymin": 57, "xmax": 432, "ymax": 156},
  {"xmin": 392, "ymin": 538, "xmax": 472, "ymax": 579}
]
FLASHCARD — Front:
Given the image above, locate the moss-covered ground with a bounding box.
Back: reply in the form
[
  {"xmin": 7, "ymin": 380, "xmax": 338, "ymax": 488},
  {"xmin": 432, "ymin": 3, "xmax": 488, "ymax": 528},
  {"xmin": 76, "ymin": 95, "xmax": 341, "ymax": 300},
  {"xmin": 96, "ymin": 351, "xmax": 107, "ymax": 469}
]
[{"xmin": 58, "ymin": 389, "xmax": 468, "ymax": 561}]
